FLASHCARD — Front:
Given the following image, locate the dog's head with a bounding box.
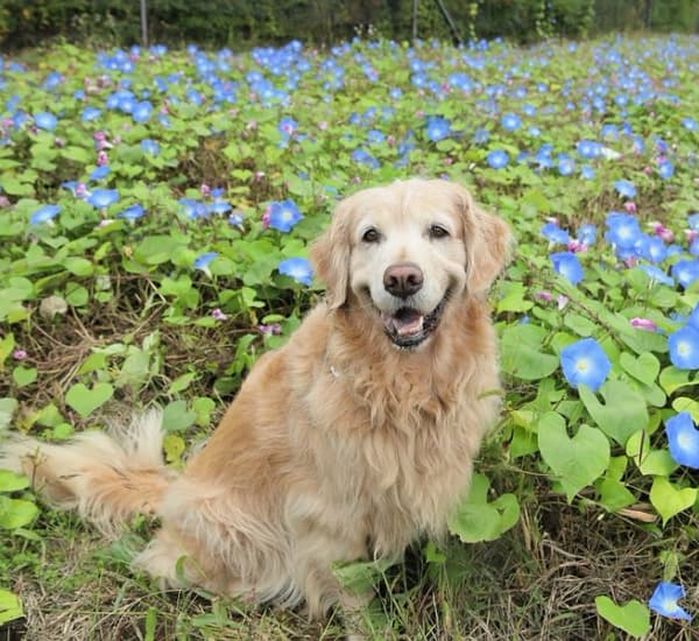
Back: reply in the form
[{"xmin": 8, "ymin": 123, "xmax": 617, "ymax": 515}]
[{"xmin": 311, "ymin": 179, "xmax": 512, "ymax": 350}]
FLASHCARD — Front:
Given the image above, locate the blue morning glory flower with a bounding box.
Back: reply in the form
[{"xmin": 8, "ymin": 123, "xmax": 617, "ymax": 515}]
[
  {"xmin": 688, "ymin": 213, "xmax": 699, "ymax": 231},
  {"xmin": 560, "ymin": 338, "xmax": 611, "ymax": 392},
  {"xmin": 558, "ymin": 157, "xmax": 575, "ymax": 176},
  {"xmin": 367, "ymin": 129, "xmax": 385, "ymax": 144},
  {"xmin": 682, "ymin": 117, "xmax": 698, "ymax": 131},
  {"xmin": 268, "ymin": 200, "xmax": 303, "ymax": 232},
  {"xmin": 209, "ymin": 200, "xmax": 232, "ymax": 215},
  {"xmin": 486, "ymin": 149, "xmax": 509, "ymax": 169},
  {"xmin": 90, "ymin": 166, "xmax": 110, "ymax": 181},
  {"xmin": 614, "ymin": 179, "xmax": 637, "ymax": 199},
  {"xmin": 541, "ymin": 223, "xmax": 570, "ymax": 244},
  {"xmin": 669, "ymin": 325, "xmax": 699, "ymax": 369},
  {"xmin": 179, "ymin": 198, "xmax": 209, "ymax": 219},
  {"xmin": 425, "ymin": 116, "xmax": 451, "ymax": 142},
  {"xmin": 580, "ymin": 165, "xmax": 596, "ymax": 180},
  {"xmin": 473, "ymin": 128, "xmax": 489, "ymax": 144},
  {"xmin": 194, "ymin": 252, "xmax": 218, "ymax": 271},
  {"xmin": 640, "ymin": 265, "xmax": 674, "ymax": 286},
  {"xmin": 671, "ymin": 260, "xmax": 699, "ymax": 289},
  {"xmin": 658, "ymin": 161, "xmax": 674, "ymax": 180},
  {"xmin": 649, "ymin": 582, "xmax": 693, "ymax": 621},
  {"xmin": 118, "ymin": 204, "xmax": 145, "ymax": 221},
  {"xmin": 278, "ymin": 257, "xmax": 313, "ymax": 286},
  {"xmin": 688, "ymin": 304, "xmax": 699, "ymax": 330},
  {"xmin": 501, "ymin": 112, "xmax": 521, "ymax": 131},
  {"xmin": 577, "ymin": 224, "xmax": 597, "ymax": 245},
  {"xmin": 81, "ymin": 107, "xmax": 101, "ymax": 122},
  {"xmin": 34, "ymin": 112, "xmax": 58, "ymax": 131},
  {"xmin": 665, "ymin": 413, "xmax": 699, "ymax": 469},
  {"xmin": 576, "ymin": 139, "xmax": 600, "ymax": 159},
  {"xmin": 132, "ymin": 101, "xmax": 153, "ymax": 123},
  {"xmin": 141, "ymin": 139, "xmax": 160, "ymax": 156},
  {"xmin": 87, "ymin": 189, "xmax": 119, "ymax": 209},
  {"xmin": 605, "ymin": 213, "xmax": 642, "ymax": 251},
  {"xmin": 550, "ymin": 251, "xmax": 583, "ymax": 285},
  {"xmin": 30, "ymin": 204, "xmax": 61, "ymax": 225},
  {"xmin": 279, "ymin": 116, "xmax": 297, "ymax": 137},
  {"xmin": 351, "ymin": 148, "xmax": 380, "ymax": 169}
]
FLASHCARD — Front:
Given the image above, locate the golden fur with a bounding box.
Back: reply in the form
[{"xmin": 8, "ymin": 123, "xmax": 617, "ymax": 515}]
[{"xmin": 1, "ymin": 178, "xmax": 511, "ymax": 621}]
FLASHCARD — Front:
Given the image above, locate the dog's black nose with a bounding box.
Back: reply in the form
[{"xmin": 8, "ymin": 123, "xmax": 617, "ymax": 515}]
[{"xmin": 383, "ymin": 262, "xmax": 424, "ymax": 298}]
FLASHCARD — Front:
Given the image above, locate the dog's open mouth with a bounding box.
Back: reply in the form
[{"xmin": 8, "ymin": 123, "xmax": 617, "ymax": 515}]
[{"xmin": 380, "ymin": 296, "xmax": 448, "ymax": 349}]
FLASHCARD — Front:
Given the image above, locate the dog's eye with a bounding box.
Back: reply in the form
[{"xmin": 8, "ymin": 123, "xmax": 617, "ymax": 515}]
[
  {"xmin": 362, "ymin": 227, "xmax": 381, "ymax": 243},
  {"xmin": 429, "ymin": 224, "xmax": 450, "ymax": 239}
]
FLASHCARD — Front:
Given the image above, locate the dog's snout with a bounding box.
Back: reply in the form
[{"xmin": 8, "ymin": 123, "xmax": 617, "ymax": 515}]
[{"xmin": 383, "ymin": 262, "xmax": 424, "ymax": 298}]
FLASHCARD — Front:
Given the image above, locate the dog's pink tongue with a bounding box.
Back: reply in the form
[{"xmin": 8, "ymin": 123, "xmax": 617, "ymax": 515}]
[{"xmin": 384, "ymin": 309, "xmax": 424, "ymax": 336}]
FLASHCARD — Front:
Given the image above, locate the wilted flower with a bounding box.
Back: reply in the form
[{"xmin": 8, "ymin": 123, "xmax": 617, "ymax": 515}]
[
  {"xmin": 648, "ymin": 581, "xmax": 692, "ymax": 621},
  {"xmin": 211, "ymin": 308, "xmax": 228, "ymax": 321},
  {"xmin": 12, "ymin": 349, "xmax": 27, "ymax": 360},
  {"xmin": 258, "ymin": 323, "xmax": 282, "ymax": 335},
  {"xmin": 630, "ymin": 317, "xmax": 658, "ymax": 332}
]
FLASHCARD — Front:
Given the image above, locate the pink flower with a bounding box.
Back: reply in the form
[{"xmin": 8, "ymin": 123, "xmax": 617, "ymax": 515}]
[
  {"xmin": 258, "ymin": 323, "xmax": 282, "ymax": 336},
  {"xmin": 685, "ymin": 229, "xmax": 699, "ymax": 242},
  {"xmin": 0, "ymin": 195, "xmax": 10, "ymax": 208},
  {"xmin": 624, "ymin": 256, "xmax": 639, "ymax": 268},
  {"xmin": 76, "ymin": 183, "xmax": 89, "ymax": 199},
  {"xmin": 535, "ymin": 290, "xmax": 553, "ymax": 302},
  {"xmin": 97, "ymin": 150, "xmax": 108, "ymax": 166},
  {"xmin": 623, "ymin": 201, "xmax": 637, "ymax": 213},
  {"xmin": 443, "ymin": 157, "xmax": 454, "ymax": 166},
  {"xmin": 630, "ymin": 317, "xmax": 658, "ymax": 332},
  {"xmin": 200, "ymin": 183, "xmax": 211, "ymax": 198},
  {"xmin": 318, "ymin": 121, "xmax": 328, "ymax": 131},
  {"xmin": 211, "ymin": 308, "xmax": 228, "ymax": 321},
  {"xmin": 567, "ymin": 239, "xmax": 587, "ymax": 253},
  {"xmin": 262, "ymin": 207, "xmax": 271, "ymax": 229},
  {"xmin": 650, "ymin": 221, "xmax": 674, "ymax": 243},
  {"xmin": 12, "ymin": 349, "xmax": 27, "ymax": 361}
]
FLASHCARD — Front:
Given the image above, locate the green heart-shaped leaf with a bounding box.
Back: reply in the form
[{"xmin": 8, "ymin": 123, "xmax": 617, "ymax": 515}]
[
  {"xmin": 0, "ymin": 496, "xmax": 39, "ymax": 529},
  {"xmin": 500, "ymin": 324, "xmax": 559, "ymax": 381},
  {"xmin": 448, "ymin": 473, "xmax": 520, "ymax": 543},
  {"xmin": 579, "ymin": 380, "xmax": 648, "ymax": 446},
  {"xmin": 12, "ymin": 366, "xmax": 37, "ymax": 388},
  {"xmin": 659, "ymin": 366, "xmax": 698, "ymax": 395},
  {"xmin": 0, "ymin": 588, "xmax": 24, "ymax": 626},
  {"xmin": 0, "ymin": 470, "xmax": 29, "ymax": 493},
  {"xmin": 65, "ymin": 382, "xmax": 114, "ymax": 418},
  {"xmin": 595, "ymin": 596, "xmax": 650, "ymax": 638},
  {"xmin": 649, "ymin": 477, "xmax": 698, "ymax": 525},
  {"xmin": 626, "ymin": 431, "xmax": 678, "ymax": 476},
  {"xmin": 620, "ymin": 351, "xmax": 659, "ymax": 387},
  {"xmin": 537, "ymin": 412, "xmax": 610, "ymax": 502}
]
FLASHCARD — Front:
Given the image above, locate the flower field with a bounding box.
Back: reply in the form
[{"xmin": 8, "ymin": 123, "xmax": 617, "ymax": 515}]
[{"xmin": 1, "ymin": 34, "xmax": 698, "ymax": 639}]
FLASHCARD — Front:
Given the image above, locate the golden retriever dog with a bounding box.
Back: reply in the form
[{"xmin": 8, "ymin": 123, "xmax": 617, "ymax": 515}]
[{"xmin": 1, "ymin": 178, "xmax": 511, "ymax": 628}]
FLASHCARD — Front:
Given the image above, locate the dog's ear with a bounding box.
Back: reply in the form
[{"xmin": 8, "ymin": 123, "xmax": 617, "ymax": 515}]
[
  {"xmin": 455, "ymin": 185, "xmax": 513, "ymax": 295},
  {"xmin": 310, "ymin": 198, "xmax": 353, "ymax": 310}
]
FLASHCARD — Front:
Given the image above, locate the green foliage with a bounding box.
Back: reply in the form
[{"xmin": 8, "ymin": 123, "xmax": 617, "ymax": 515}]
[{"xmin": 594, "ymin": 596, "xmax": 651, "ymax": 638}]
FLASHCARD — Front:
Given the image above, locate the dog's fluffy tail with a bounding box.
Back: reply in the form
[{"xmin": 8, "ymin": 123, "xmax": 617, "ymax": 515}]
[{"xmin": 0, "ymin": 410, "xmax": 173, "ymax": 535}]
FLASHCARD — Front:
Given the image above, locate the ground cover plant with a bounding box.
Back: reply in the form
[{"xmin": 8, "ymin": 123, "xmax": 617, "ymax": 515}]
[{"xmin": 0, "ymin": 33, "xmax": 698, "ymax": 640}]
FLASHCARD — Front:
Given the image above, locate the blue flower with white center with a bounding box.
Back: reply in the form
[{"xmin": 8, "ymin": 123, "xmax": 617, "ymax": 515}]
[
  {"xmin": 658, "ymin": 161, "xmax": 674, "ymax": 180},
  {"xmin": 649, "ymin": 582, "xmax": 693, "ymax": 621},
  {"xmin": 34, "ymin": 112, "xmax": 57, "ymax": 131},
  {"xmin": 278, "ymin": 257, "xmax": 313, "ymax": 286},
  {"xmin": 560, "ymin": 338, "xmax": 611, "ymax": 392},
  {"xmin": 132, "ymin": 101, "xmax": 153, "ymax": 123},
  {"xmin": 118, "ymin": 204, "xmax": 145, "ymax": 221},
  {"xmin": 425, "ymin": 116, "xmax": 451, "ymax": 142},
  {"xmin": 209, "ymin": 200, "xmax": 232, "ymax": 215},
  {"xmin": 577, "ymin": 224, "xmax": 597, "ymax": 245},
  {"xmin": 614, "ymin": 179, "xmax": 636, "ymax": 199},
  {"xmin": 87, "ymin": 189, "xmax": 119, "ymax": 209},
  {"xmin": 486, "ymin": 149, "xmax": 509, "ymax": 170},
  {"xmin": 682, "ymin": 117, "xmax": 697, "ymax": 131},
  {"xmin": 179, "ymin": 198, "xmax": 209, "ymax": 219},
  {"xmin": 30, "ymin": 204, "xmax": 61, "ymax": 225},
  {"xmin": 558, "ymin": 156, "xmax": 575, "ymax": 176},
  {"xmin": 228, "ymin": 212, "xmax": 244, "ymax": 228},
  {"xmin": 194, "ymin": 252, "xmax": 218, "ymax": 271},
  {"xmin": 580, "ymin": 165, "xmax": 596, "ymax": 180},
  {"xmin": 551, "ymin": 251, "xmax": 583, "ymax": 285},
  {"xmin": 501, "ymin": 112, "xmax": 521, "ymax": 131},
  {"xmin": 268, "ymin": 200, "xmax": 303, "ymax": 233},
  {"xmin": 671, "ymin": 260, "xmax": 699, "ymax": 289},
  {"xmin": 576, "ymin": 139, "xmax": 600, "ymax": 159},
  {"xmin": 141, "ymin": 139, "xmax": 160, "ymax": 156},
  {"xmin": 688, "ymin": 213, "xmax": 699, "ymax": 231},
  {"xmin": 528, "ymin": 126, "xmax": 541, "ymax": 137},
  {"xmin": 605, "ymin": 212, "xmax": 642, "ymax": 251},
  {"xmin": 90, "ymin": 166, "xmax": 110, "ymax": 181},
  {"xmin": 473, "ymin": 128, "xmax": 489, "ymax": 144},
  {"xmin": 81, "ymin": 107, "xmax": 101, "ymax": 122},
  {"xmin": 669, "ymin": 325, "xmax": 699, "ymax": 369},
  {"xmin": 367, "ymin": 129, "xmax": 385, "ymax": 144},
  {"xmin": 640, "ymin": 265, "xmax": 674, "ymax": 286},
  {"xmin": 665, "ymin": 413, "xmax": 699, "ymax": 469},
  {"xmin": 541, "ymin": 223, "xmax": 570, "ymax": 244}
]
